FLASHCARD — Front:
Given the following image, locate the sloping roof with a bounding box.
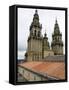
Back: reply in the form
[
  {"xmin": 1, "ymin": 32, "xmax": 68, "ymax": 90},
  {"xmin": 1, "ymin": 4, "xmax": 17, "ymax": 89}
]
[{"xmin": 19, "ymin": 61, "xmax": 65, "ymax": 80}]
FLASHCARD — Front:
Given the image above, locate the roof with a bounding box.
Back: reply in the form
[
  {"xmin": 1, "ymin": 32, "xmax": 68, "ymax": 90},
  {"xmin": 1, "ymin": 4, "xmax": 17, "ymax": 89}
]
[
  {"xmin": 18, "ymin": 61, "xmax": 65, "ymax": 80},
  {"xmin": 43, "ymin": 55, "xmax": 65, "ymax": 61}
]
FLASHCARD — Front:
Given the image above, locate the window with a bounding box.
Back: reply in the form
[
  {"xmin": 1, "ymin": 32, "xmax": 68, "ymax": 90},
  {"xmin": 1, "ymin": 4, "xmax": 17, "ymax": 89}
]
[
  {"xmin": 34, "ymin": 76, "xmax": 36, "ymax": 80},
  {"xmin": 38, "ymin": 31, "xmax": 40, "ymax": 37},
  {"xmin": 41, "ymin": 77, "xmax": 43, "ymax": 80},
  {"xmin": 34, "ymin": 30, "xmax": 36, "ymax": 36},
  {"xmin": 59, "ymin": 37, "xmax": 61, "ymax": 41}
]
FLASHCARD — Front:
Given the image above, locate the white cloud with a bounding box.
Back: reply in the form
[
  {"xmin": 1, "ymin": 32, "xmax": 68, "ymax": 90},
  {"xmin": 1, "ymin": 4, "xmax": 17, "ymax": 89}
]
[{"xmin": 18, "ymin": 51, "xmax": 26, "ymax": 59}]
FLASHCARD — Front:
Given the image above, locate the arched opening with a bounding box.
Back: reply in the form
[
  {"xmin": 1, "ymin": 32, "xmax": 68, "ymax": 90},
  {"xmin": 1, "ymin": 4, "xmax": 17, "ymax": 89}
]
[
  {"xmin": 34, "ymin": 30, "xmax": 36, "ymax": 36},
  {"xmin": 38, "ymin": 31, "xmax": 40, "ymax": 37}
]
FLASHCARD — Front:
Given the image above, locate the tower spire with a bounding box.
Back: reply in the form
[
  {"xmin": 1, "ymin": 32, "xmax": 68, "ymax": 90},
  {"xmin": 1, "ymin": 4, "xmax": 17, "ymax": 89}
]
[
  {"xmin": 35, "ymin": 9, "xmax": 38, "ymax": 14},
  {"xmin": 56, "ymin": 18, "xmax": 57, "ymax": 24},
  {"xmin": 54, "ymin": 19, "xmax": 60, "ymax": 34},
  {"xmin": 51, "ymin": 19, "xmax": 63, "ymax": 55},
  {"xmin": 33, "ymin": 9, "xmax": 39, "ymax": 20},
  {"xmin": 29, "ymin": 9, "xmax": 42, "ymax": 38},
  {"xmin": 44, "ymin": 29, "xmax": 47, "ymax": 37}
]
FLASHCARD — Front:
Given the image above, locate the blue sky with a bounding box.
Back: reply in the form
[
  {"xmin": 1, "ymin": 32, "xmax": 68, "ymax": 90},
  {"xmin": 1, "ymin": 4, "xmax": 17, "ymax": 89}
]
[{"xmin": 18, "ymin": 8, "xmax": 65, "ymax": 60}]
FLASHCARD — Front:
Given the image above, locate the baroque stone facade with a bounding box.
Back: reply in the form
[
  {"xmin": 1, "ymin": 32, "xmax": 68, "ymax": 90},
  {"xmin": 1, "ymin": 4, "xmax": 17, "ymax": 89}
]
[{"xmin": 25, "ymin": 10, "xmax": 63, "ymax": 61}]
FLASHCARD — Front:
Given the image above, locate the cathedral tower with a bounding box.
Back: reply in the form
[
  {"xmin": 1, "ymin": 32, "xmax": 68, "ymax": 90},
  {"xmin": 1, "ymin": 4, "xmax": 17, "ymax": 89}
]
[
  {"xmin": 43, "ymin": 30, "xmax": 54, "ymax": 58},
  {"xmin": 42, "ymin": 31, "xmax": 50, "ymax": 58},
  {"xmin": 51, "ymin": 19, "xmax": 63, "ymax": 55},
  {"xmin": 27, "ymin": 10, "xmax": 43, "ymax": 61},
  {"xmin": 43, "ymin": 31, "xmax": 50, "ymax": 50}
]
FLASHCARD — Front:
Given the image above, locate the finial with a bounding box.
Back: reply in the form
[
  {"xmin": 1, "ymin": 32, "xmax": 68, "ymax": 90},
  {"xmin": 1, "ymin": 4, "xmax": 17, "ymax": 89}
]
[
  {"xmin": 35, "ymin": 9, "xmax": 38, "ymax": 14},
  {"xmin": 44, "ymin": 29, "xmax": 47, "ymax": 37},
  {"xmin": 33, "ymin": 9, "xmax": 39, "ymax": 20},
  {"xmin": 45, "ymin": 29, "xmax": 46, "ymax": 33},
  {"xmin": 56, "ymin": 18, "xmax": 58, "ymax": 24}
]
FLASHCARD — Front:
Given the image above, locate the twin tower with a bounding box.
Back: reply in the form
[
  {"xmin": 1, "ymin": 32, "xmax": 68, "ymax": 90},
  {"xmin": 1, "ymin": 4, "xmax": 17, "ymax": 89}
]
[{"xmin": 25, "ymin": 10, "xmax": 63, "ymax": 61}]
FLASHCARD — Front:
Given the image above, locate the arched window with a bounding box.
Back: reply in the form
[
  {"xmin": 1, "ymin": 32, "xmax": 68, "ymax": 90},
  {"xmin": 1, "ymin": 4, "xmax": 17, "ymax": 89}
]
[
  {"xmin": 58, "ymin": 37, "xmax": 60, "ymax": 41},
  {"xmin": 34, "ymin": 30, "xmax": 36, "ymax": 36},
  {"xmin": 38, "ymin": 31, "xmax": 40, "ymax": 37},
  {"xmin": 57, "ymin": 36, "xmax": 59, "ymax": 41},
  {"xmin": 34, "ymin": 76, "xmax": 36, "ymax": 80}
]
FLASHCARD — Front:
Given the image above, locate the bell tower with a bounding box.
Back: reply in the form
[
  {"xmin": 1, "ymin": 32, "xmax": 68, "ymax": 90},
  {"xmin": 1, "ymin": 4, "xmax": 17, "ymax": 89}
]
[
  {"xmin": 29, "ymin": 10, "xmax": 42, "ymax": 38},
  {"xmin": 27, "ymin": 10, "xmax": 43, "ymax": 61},
  {"xmin": 51, "ymin": 19, "xmax": 63, "ymax": 55}
]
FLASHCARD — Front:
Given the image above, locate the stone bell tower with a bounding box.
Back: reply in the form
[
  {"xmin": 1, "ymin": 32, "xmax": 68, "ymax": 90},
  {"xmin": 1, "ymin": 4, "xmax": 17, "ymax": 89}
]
[
  {"xmin": 51, "ymin": 19, "xmax": 63, "ymax": 55},
  {"xmin": 26, "ymin": 10, "xmax": 43, "ymax": 61}
]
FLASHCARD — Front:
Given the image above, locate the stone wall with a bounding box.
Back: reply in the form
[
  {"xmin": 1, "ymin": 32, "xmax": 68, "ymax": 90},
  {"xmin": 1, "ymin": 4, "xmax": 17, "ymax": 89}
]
[
  {"xmin": 18, "ymin": 66, "xmax": 48, "ymax": 81},
  {"xmin": 27, "ymin": 38, "xmax": 42, "ymax": 61},
  {"xmin": 43, "ymin": 50, "xmax": 54, "ymax": 58}
]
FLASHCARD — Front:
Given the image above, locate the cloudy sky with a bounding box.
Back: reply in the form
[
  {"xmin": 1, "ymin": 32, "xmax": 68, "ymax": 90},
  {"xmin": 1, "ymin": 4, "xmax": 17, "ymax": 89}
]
[{"xmin": 18, "ymin": 8, "xmax": 65, "ymax": 60}]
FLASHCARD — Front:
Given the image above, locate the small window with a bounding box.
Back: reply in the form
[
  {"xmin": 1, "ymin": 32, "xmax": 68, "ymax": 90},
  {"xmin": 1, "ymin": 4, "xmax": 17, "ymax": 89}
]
[
  {"xmin": 34, "ymin": 30, "xmax": 36, "ymax": 36},
  {"xmin": 53, "ymin": 37, "xmax": 54, "ymax": 40},
  {"xmin": 34, "ymin": 76, "xmax": 36, "ymax": 80},
  {"xmin": 38, "ymin": 31, "xmax": 40, "ymax": 37},
  {"xmin": 58, "ymin": 37, "xmax": 59, "ymax": 41}
]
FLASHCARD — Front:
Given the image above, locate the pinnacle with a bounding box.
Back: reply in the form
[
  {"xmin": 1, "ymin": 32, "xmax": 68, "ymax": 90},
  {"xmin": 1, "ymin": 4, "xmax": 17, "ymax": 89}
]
[{"xmin": 35, "ymin": 9, "xmax": 38, "ymax": 14}]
